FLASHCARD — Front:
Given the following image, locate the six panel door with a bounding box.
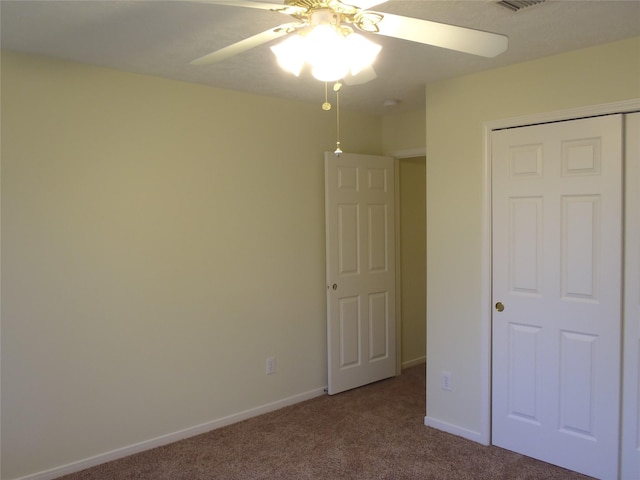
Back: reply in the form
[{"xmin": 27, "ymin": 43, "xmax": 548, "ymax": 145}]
[
  {"xmin": 325, "ymin": 152, "xmax": 396, "ymax": 395},
  {"xmin": 491, "ymin": 115, "xmax": 623, "ymax": 479}
]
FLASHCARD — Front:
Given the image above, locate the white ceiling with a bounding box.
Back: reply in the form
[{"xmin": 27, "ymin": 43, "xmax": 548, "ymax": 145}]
[{"xmin": 1, "ymin": 0, "xmax": 639, "ymax": 115}]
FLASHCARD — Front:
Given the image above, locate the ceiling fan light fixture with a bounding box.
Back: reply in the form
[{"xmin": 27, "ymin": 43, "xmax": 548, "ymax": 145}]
[{"xmin": 270, "ymin": 21, "xmax": 381, "ymax": 82}]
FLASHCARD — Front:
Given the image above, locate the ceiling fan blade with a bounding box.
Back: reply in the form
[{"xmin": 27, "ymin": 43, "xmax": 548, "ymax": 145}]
[
  {"xmin": 186, "ymin": 0, "xmax": 306, "ymax": 15},
  {"xmin": 373, "ymin": 12, "xmax": 508, "ymax": 58},
  {"xmin": 191, "ymin": 24, "xmax": 297, "ymax": 66},
  {"xmin": 344, "ymin": 65, "xmax": 377, "ymax": 85}
]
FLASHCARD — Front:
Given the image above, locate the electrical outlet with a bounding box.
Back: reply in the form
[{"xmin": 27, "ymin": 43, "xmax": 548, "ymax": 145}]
[
  {"xmin": 441, "ymin": 371, "xmax": 452, "ymax": 391},
  {"xmin": 266, "ymin": 356, "xmax": 276, "ymax": 375}
]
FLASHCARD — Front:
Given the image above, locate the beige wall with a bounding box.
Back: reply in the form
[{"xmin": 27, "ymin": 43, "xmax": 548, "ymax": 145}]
[
  {"xmin": 0, "ymin": 51, "xmax": 385, "ymax": 479},
  {"xmin": 399, "ymin": 157, "xmax": 426, "ymax": 367},
  {"xmin": 425, "ymin": 36, "xmax": 640, "ymax": 437},
  {"xmin": 382, "ymin": 109, "xmax": 426, "ymax": 154}
]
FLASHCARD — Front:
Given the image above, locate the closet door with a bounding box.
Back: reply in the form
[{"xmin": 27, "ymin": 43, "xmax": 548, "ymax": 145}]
[{"xmin": 492, "ymin": 115, "xmax": 622, "ymax": 479}]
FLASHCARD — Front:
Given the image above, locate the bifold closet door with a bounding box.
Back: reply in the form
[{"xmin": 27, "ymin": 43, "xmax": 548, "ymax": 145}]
[{"xmin": 491, "ymin": 115, "xmax": 622, "ymax": 479}]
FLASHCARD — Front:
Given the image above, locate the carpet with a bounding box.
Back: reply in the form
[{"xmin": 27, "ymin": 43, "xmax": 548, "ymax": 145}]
[{"xmin": 57, "ymin": 364, "xmax": 592, "ymax": 479}]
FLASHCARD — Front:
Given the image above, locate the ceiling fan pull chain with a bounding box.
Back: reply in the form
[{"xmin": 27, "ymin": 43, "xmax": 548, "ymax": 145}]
[
  {"xmin": 322, "ymin": 82, "xmax": 332, "ymax": 111},
  {"xmin": 334, "ymin": 81, "xmax": 342, "ymax": 157}
]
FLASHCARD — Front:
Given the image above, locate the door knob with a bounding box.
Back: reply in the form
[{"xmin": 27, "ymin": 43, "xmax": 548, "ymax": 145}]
[
  {"xmin": 495, "ymin": 302, "xmax": 504, "ymax": 312},
  {"xmin": 332, "ymin": 284, "xmax": 338, "ymax": 290}
]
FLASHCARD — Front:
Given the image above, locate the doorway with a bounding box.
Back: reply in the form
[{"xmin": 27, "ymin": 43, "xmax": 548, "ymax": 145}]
[
  {"xmin": 324, "ymin": 150, "xmax": 427, "ymax": 395},
  {"xmin": 398, "ymin": 156, "xmax": 426, "ymax": 369}
]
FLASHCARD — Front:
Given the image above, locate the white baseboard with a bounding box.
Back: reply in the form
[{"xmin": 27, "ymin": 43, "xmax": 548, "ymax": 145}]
[
  {"xmin": 13, "ymin": 387, "xmax": 327, "ymax": 480},
  {"xmin": 424, "ymin": 416, "xmax": 487, "ymax": 445},
  {"xmin": 401, "ymin": 356, "xmax": 426, "ymax": 369}
]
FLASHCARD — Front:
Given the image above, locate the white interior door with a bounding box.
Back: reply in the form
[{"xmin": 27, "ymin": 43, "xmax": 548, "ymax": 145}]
[
  {"xmin": 491, "ymin": 115, "xmax": 623, "ymax": 479},
  {"xmin": 325, "ymin": 151, "xmax": 396, "ymax": 395}
]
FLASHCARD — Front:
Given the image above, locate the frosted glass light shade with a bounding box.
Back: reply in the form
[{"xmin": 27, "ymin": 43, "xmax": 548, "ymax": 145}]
[
  {"xmin": 270, "ymin": 34, "xmax": 306, "ymax": 76},
  {"xmin": 306, "ymin": 25, "xmax": 350, "ymax": 81},
  {"xmin": 344, "ymin": 33, "xmax": 381, "ymax": 75}
]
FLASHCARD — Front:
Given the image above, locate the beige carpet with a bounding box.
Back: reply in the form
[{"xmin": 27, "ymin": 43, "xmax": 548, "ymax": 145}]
[{"xmin": 57, "ymin": 364, "xmax": 592, "ymax": 479}]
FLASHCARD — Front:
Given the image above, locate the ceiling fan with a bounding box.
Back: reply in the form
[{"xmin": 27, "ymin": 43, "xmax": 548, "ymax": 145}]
[{"xmin": 190, "ymin": 0, "xmax": 509, "ymax": 83}]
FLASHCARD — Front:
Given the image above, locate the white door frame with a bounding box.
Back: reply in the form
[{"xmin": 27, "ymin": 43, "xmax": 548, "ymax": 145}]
[
  {"xmin": 389, "ymin": 148, "xmax": 427, "ymax": 375},
  {"xmin": 622, "ymin": 112, "xmax": 640, "ymax": 480},
  {"xmin": 480, "ymin": 99, "xmax": 640, "ymax": 447}
]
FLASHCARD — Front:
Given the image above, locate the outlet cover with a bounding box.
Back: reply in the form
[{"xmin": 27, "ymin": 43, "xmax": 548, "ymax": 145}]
[
  {"xmin": 441, "ymin": 371, "xmax": 452, "ymax": 391},
  {"xmin": 266, "ymin": 356, "xmax": 276, "ymax": 375}
]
